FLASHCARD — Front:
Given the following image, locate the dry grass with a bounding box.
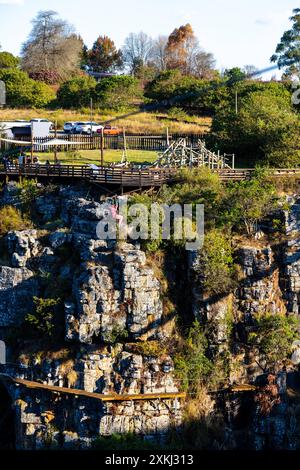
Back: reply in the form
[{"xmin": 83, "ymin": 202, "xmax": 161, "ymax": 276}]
[{"xmin": 0, "ymin": 108, "xmax": 211, "ymax": 134}]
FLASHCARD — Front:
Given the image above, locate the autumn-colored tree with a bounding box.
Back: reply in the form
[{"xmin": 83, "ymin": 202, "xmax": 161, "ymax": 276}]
[
  {"xmin": 166, "ymin": 24, "xmax": 196, "ymax": 73},
  {"xmin": 165, "ymin": 24, "xmax": 215, "ymax": 78},
  {"xmin": 87, "ymin": 36, "xmax": 123, "ymax": 72}
]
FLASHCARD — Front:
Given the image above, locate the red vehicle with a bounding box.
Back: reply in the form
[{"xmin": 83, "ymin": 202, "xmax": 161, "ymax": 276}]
[{"xmin": 97, "ymin": 125, "xmax": 120, "ymax": 136}]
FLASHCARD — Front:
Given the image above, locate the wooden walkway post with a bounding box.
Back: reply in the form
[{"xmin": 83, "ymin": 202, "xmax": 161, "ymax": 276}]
[{"xmin": 100, "ymin": 128, "xmax": 104, "ymax": 166}]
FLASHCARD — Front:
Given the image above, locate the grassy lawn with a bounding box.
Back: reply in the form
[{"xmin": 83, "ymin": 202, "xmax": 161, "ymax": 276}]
[
  {"xmin": 36, "ymin": 149, "xmax": 158, "ymax": 166},
  {"xmin": 0, "ymin": 108, "xmax": 211, "ymax": 135}
]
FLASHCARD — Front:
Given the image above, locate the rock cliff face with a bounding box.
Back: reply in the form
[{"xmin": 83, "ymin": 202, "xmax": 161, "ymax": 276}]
[
  {"xmin": 1, "ymin": 184, "xmax": 300, "ymax": 450},
  {"xmin": 0, "ymin": 184, "xmax": 180, "ymax": 449},
  {"xmin": 188, "ymin": 196, "xmax": 300, "ymax": 449}
]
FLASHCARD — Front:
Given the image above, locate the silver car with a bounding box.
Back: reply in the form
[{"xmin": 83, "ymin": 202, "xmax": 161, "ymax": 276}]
[{"xmin": 63, "ymin": 121, "xmax": 79, "ymax": 134}]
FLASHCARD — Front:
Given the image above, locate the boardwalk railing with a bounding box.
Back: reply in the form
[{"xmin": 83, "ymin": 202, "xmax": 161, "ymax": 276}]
[
  {"xmin": 0, "ymin": 163, "xmax": 178, "ymax": 187},
  {"xmin": 1, "ymin": 133, "xmax": 204, "ymax": 152},
  {"xmin": 1, "ymin": 164, "xmax": 300, "ymax": 188}
]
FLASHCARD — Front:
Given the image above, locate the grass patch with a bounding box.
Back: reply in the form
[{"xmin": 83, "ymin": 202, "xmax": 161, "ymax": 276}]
[{"xmin": 35, "ymin": 149, "xmax": 157, "ymax": 166}]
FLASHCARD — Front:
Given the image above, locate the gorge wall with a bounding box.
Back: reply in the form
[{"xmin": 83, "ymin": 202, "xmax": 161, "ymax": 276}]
[{"xmin": 0, "ymin": 183, "xmax": 300, "ymax": 449}]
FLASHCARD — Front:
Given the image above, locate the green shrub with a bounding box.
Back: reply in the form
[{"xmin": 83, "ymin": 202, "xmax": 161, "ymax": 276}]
[
  {"xmin": 222, "ymin": 172, "xmax": 277, "ymax": 235},
  {"xmin": 57, "ymin": 76, "xmax": 96, "ymax": 108},
  {"xmin": 0, "ymin": 68, "xmax": 55, "ymax": 107},
  {"xmin": 200, "ymin": 229, "xmax": 234, "ymax": 296},
  {"xmin": 16, "ymin": 178, "xmax": 42, "ymax": 208},
  {"xmin": 94, "ymin": 75, "xmax": 142, "ymax": 110},
  {"xmin": 25, "ymin": 297, "xmax": 61, "ymax": 337},
  {"xmin": 248, "ymin": 313, "xmax": 299, "ymax": 370},
  {"xmin": 174, "ymin": 321, "xmax": 213, "ymax": 392}
]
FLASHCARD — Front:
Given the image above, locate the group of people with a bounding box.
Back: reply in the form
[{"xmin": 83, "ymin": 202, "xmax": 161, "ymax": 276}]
[
  {"xmin": 2, "ymin": 152, "xmax": 40, "ymax": 169},
  {"xmin": 1, "ymin": 151, "xmax": 60, "ymax": 170}
]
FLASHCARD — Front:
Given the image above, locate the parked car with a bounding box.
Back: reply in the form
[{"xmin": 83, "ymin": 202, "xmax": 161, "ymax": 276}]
[
  {"xmin": 63, "ymin": 121, "xmax": 80, "ymax": 134},
  {"xmin": 97, "ymin": 125, "xmax": 120, "ymax": 136},
  {"xmin": 74, "ymin": 122, "xmax": 104, "ymax": 135}
]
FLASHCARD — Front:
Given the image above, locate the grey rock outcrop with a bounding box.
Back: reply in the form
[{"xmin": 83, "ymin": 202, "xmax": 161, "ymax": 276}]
[{"xmin": 0, "ymin": 266, "xmax": 39, "ymax": 326}]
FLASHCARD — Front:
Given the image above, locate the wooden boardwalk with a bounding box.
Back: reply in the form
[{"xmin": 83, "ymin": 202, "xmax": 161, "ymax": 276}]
[
  {"xmin": 0, "ymin": 164, "xmax": 300, "ymax": 189},
  {"xmin": 0, "ymin": 373, "xmax": 186, "ymax": 402}
]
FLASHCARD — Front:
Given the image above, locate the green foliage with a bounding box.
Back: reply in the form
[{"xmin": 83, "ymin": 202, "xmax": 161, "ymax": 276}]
[
  {"xmin": 248, "ymin": 313, "xmax": 299, "ymax": 369},
  {"xmin": 200, "ymin": 229, "xmax": 234, "ymax": 296},
  {"xmin": 0, "ymin": 205, "xmax": 32, "ymax": 235},
  {"xmin": 104, "ymin": 325, "xmax": 129, "ymax": 344},
  {"xmin": 271, "ymin": 8, "xmax": 300, "ymax": 77},
  {"xmin": 0, "ymin": 51, "xmax": 20, "ymax": 69},
  {"xmin": 145, "ymin": 69, "xmax": 221, "ymax": 115},
  {"xmin": 223, "ymin": 67, "xmax": 247, "ymax": 86},
  {"xmin": 25, "ymin": 297, "xmax": 61, "ymax": 337},
  {"xmin": 57, "ymin": 75, "xmax": 96, "ymax": 108},
  {"xmin": 16, "ymin": 178, "xmax": 42, "ymax": 210},
  {"xmin": 0, "ymin": 68, "xmax": 55, "ymax": 107},
  {"xmin": 222, "ymin": 172, "xmax": 277, "ymax": 235},
  {"xmin": 211, "ymin": 84, "xmax": 300, "ymax": 167},
  {"xmin": 174, "ymin": 321, "xmax": 213, "ymax": 392},
  {"xmin": 94, "ymin": 75, "xmax": 141, "ymax": 110}
]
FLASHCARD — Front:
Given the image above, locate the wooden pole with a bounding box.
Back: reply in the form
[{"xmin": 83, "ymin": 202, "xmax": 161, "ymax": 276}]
[
  {"xmin": 54, "ymin": 120, "xmax": 58, "ymax": 163},
  {"xmin": 166, "ymin": 127, "xmax": 170, "ymax": 147},
  {"xmin": 100, "ymin": 127, "xmax": 104, "ymax": 166},
  {"xmin": 30, "ymin": 133, "xmax": 34, "ymax": 163}
]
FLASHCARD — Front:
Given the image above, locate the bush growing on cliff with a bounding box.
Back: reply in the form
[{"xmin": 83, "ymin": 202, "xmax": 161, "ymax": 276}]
[
  {"xmin": 25, "ymin": 297, "xmax": 61, "ymax": 337},
  {"xmin": 222, "ymin": 171, "xmax": 277, "ymax": 235},
  {"xmin": 200, "ymin": 229, "xmax": 234, "ymax": 296},
  {"xmin": 248, "ymin": 313, "xmax": 299, "ymax": 370},
  {"xmin": 0, "ymin": 205, "xmax": 32, "ymax": 235},
  {"xmin": 174, "ymin": 321, "xmax": 213, "ymax": 392}
]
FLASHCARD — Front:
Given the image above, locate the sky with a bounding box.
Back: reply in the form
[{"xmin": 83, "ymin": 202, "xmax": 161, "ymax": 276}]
[{"xmin": 0, "ymin": 0, "xmax": 298, "ymax": 78}]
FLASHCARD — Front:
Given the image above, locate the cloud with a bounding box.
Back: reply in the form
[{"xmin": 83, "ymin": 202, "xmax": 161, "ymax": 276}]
[{"xmin": 0, "ymin": 0, "xmax": 24, "ymax": 4}]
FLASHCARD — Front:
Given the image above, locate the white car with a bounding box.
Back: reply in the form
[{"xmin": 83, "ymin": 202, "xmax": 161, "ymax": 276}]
[
  {"xmin": 63, "ymin": 121, "xmax": 79, "ymax": 134},
  {"xmin": 74, "ymin": 122, "xmax": 104, "ymax": 135}
]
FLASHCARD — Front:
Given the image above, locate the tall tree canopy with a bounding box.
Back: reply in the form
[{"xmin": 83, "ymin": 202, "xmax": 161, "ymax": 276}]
[
  {"xmin": 122, "ymin": 32, "xmax": 154, "ymax": 75},
  {"xmin": 165, "ymin": 24, "xmax": 216, "ymax": 78},
  {"xmin": 271, "ymin": 8, "xmax": 300, "ymax": 78},
  {"xmin": 21, "ymin": 10, "xmax": 83, "ymax": 81},
  {"xmin": 87, "ymin": 36, "xmax": 123, "ymax": 72}
]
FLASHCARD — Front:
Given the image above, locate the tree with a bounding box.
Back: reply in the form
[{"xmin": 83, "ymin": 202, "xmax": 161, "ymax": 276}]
[
  {"xmin": 21, "ymin": 10, "xmax": 83, "ymax": 81},
  {"xmin": 190, "ymin": 50, "xmax": 216, "ymax": 79},
  {"xmin": 0, "ymin": 51, "xmax": 19, "ymax": 69},
  {"xmin": 57, "ymin": 75, "xmax": 96, "ymax": 108},
  {"xmin": 223, "ymin": 67, "xmax": 247, "ymax": 86},
  {"xmin": 94, "ymin": 75, "xmax": 141, "ymax": 110},
  {"xmin": 166, "ymin": 24, "xmax": 198, "ymax": 74},
  {"xmin": 122, "ymin": 32, "xmax": 154, "ymax": 75},
  {"xmin": 200, "ymin": 229, "xmax": 234, "ymax": 295},
  {"xmin": 271, "ymin": 8, "xmax": 300, "ymax": 78},
  {"xmin": 87, "ymin": 36, "xmax": 123, "ymax": 72},
  {"xmin": 150, "ymin": 35, "xmax": 168, "ymax": 72},
  {"xmin": 223, "ymin": 174, "xmax": 276, "ymax": 235},
  {"xmin": 0, "ymin": 68, "xmax": 55, "ymax": 107},
  {"xmin": 211, "ymin": 83, "xmax": 300, "ymax": 166},
  {"xmin": 248, "ymin": 313, "xmax": 299, "ymax": 370}
]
